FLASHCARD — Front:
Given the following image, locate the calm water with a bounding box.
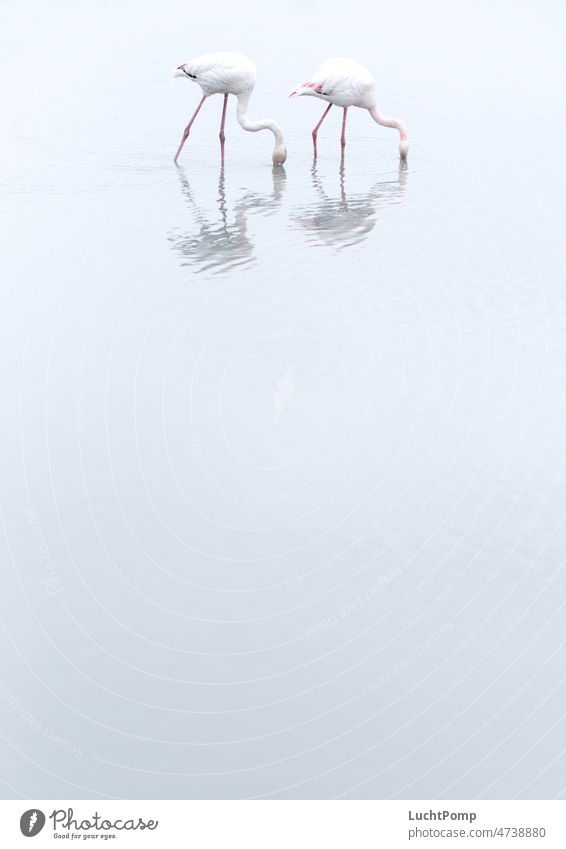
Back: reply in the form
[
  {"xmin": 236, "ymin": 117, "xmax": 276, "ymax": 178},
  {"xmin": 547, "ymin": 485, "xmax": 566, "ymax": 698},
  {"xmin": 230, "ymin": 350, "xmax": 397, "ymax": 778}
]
[{"xmin": 1, "ymin": 0, "xmax": 566, "ymax": 799}]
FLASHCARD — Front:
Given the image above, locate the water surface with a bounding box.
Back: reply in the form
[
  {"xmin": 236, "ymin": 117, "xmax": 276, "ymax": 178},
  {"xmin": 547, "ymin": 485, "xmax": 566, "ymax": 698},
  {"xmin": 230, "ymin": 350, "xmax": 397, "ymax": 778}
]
[{"xmin": 1, "ymin": 0, "xmax": 566, "ymax": 800}]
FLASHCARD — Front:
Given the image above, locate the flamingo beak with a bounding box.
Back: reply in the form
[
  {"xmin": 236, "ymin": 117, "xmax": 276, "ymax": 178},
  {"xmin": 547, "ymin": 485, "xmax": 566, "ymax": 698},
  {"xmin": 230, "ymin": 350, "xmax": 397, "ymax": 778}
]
[
  {"xmin": 173, "ymin": 64, "xmax": 188, "ymax": 78},
  {"xmin": 289, "ymin": 90, "xmax": 298, "ymax": 98}
]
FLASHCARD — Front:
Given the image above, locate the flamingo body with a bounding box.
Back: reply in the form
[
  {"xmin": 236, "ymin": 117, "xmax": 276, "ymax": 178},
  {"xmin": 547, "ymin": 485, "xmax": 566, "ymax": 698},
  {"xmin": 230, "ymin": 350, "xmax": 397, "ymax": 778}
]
[
  {"xmin": 178, "ymin": 52, "xmax": 256, "ymax": 97},
  {"xmin": 294, "ymin": 58, "xmax": 375, "ymax": 108},
  {"xmin": 174, "ymin": 52, "xmax": 286, "ymax": 165},
  {"xmin": 291, "ymin": 57, "xmax": 408, "ymax": 159}
]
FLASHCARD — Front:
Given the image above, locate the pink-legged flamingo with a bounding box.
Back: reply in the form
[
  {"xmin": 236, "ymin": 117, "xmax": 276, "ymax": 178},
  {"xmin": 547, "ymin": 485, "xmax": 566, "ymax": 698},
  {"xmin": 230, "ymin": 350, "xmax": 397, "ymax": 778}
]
[
  {"xmin": 290, "ymin": 57, "xmax": 408, "ymax": 159},
  {"xmin": 173, "ymin": 52, "xmax": 287, "ymax": 165}
]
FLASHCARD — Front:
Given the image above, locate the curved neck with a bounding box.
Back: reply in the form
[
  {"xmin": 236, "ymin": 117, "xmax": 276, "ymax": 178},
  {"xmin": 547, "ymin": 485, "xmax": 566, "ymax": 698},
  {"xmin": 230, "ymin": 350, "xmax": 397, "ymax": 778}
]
[
  {"xmin": 236, "ymin": 92, "xmax": 284, "ymax": 146},
  {"xmin": 369, "ymin": 105, "xmax": 408, "ymax": 141}
]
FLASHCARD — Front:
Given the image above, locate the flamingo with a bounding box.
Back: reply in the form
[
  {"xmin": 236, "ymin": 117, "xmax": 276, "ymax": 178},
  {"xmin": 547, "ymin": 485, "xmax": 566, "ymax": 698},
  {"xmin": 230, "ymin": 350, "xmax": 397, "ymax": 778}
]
[
  {"xmin": 173, "ymin": 52, "xmax": 287, "ymax": 166},
  {"xmin": 290, "ymin": 57, "xmax": 408, "ymax": 159}
]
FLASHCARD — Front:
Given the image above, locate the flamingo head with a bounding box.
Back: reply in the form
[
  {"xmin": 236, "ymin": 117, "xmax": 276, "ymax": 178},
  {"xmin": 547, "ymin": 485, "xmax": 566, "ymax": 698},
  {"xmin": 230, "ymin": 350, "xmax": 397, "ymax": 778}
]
[{"xmin": 272, "ymin": 143, "xmax": 287, "ymax": 166}]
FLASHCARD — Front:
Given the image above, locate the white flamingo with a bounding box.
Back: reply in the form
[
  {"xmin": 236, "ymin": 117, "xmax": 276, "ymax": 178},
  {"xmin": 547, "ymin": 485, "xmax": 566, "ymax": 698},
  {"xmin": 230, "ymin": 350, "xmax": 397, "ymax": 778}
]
[
  {"xmin": 173, "ymin": 52, "xmax": 287, "ymax": 166},
  {"xmin": 290, "ymin": 57, "xmax": 408, "ymax": 159}
]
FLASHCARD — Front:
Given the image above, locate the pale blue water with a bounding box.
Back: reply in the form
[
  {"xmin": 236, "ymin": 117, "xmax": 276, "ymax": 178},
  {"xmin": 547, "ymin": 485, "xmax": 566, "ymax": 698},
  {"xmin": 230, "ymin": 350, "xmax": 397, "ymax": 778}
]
[{"xmin": 1, "ymin": 0, "xmax": 566, "ymax": 800}]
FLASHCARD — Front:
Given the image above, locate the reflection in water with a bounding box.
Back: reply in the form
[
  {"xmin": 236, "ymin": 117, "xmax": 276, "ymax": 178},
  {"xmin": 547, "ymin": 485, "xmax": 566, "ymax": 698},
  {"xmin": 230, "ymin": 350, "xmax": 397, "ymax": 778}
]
[
  {"xmin": 293, "ymin": 159, "xmax": 408, "ymax": 249},
  {"xmin": 169, "ymin": 165, "xmax": 287, "ymax": 274}
]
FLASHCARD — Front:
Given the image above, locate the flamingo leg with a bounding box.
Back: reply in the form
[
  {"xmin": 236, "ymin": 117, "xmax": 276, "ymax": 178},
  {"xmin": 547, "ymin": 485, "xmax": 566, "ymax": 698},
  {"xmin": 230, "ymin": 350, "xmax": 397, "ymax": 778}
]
[
  {"xmin": 174, "ymin": 95, "xmax": 207, "ymax": 163},
  {"xmin": 341, "ymin": 107, "xmax": 348, "ymax": 151},
  {"xmin": 312, "ymin": 103, "xmax": 332, "ymax": 156},
  {"xmin": 219, "ymin": 94, "xmax": 229, "ymax": 160}
]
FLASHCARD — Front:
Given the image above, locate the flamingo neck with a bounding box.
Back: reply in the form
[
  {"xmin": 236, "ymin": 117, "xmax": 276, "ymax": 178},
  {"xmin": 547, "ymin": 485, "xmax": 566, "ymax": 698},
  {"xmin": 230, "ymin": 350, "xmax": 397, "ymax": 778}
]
[
  {"xmin": 369, "ymin": 105, "xmax": 409, "ymax": 158},
  {"xmin": 236, "ymin": 92, "xmax": 285, "ymax": 146},
  {"xmin": 369, "ymin": 105, "xmax": 407, "ymax": 138}
]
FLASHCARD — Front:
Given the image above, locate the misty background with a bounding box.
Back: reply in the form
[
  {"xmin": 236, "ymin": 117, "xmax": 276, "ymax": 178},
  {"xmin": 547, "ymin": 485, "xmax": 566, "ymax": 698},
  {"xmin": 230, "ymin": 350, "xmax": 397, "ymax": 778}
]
[{"xmin": 1, "ymin": 0, "xmax": 566, "ymax": 798}]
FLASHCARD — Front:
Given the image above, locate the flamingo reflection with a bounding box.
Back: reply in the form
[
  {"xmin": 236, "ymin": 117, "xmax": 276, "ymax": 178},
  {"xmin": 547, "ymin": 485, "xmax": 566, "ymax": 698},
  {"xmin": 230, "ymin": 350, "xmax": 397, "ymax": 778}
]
[
  {"xmin": 169, "ymin": 165, "xmax": 287, "ymax": 274},
  {"xmin": 292, "ymin": 159, "xmax": 408, "ymax": 249}
]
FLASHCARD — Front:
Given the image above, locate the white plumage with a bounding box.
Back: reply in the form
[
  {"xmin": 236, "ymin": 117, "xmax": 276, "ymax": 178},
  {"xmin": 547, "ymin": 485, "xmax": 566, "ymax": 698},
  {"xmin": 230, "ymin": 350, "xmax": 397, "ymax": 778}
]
[
  {"xmin": 291, "ymin": 57, "xmax": 408, "ymax": 159},
  {"xmin": 173, "ymin": 52, "xmax": 286, "ymax": 165},
  {"xmin": 178, "ymin": 52, "xmax": 256, "ymax": 96}
]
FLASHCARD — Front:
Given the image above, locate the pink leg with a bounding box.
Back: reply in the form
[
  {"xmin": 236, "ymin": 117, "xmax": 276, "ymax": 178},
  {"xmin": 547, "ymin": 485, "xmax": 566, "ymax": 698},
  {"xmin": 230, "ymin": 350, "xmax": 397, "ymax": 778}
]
[
  {"xmin": 219, "ymin": 94, "xmax": 228, "ymax": 160},
  {"xmin": 173, "ymin": 95, "xmax": 207, "ymax": 163},
  {"xmin": 341, "ymin": 107, "xmax": 348, "ymax": 151},
  {"xmin": 312, "ymin": 103, "xmax": 332, "ymax": 156}
]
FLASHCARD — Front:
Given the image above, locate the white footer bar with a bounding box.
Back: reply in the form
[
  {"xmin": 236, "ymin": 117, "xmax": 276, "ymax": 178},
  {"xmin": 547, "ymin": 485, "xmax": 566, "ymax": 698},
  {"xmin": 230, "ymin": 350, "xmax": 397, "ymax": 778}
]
[{"xmin": 1, "ymin": 800, "xmax": 565, "ymax": 848}]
